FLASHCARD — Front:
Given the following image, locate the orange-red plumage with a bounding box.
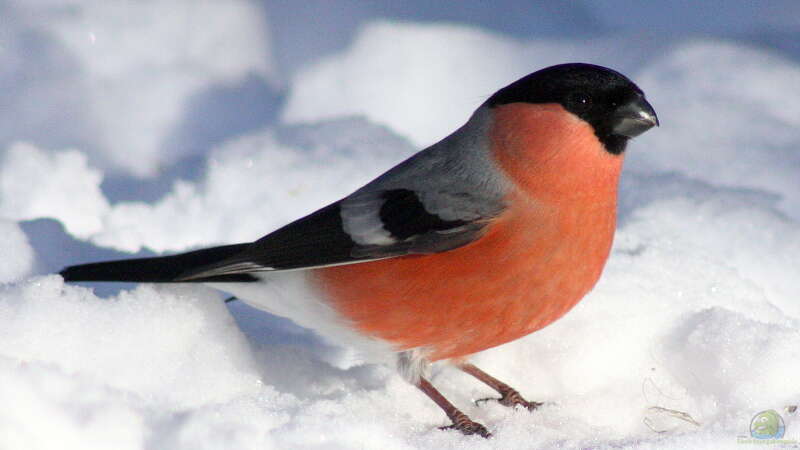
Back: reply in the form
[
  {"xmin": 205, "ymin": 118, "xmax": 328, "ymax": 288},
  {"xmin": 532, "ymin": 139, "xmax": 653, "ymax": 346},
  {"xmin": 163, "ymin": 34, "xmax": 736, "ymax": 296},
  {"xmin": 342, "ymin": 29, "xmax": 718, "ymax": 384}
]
[{"xmin": 315, "ymin": 103, "xmax": 622, "ymax": 361}]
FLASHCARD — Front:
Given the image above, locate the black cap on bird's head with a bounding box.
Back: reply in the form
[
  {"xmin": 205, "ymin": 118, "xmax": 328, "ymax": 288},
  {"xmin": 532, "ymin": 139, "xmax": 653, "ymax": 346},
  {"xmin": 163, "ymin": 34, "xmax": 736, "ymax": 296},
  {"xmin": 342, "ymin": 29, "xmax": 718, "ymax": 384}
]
[{"xmin": 487, "ymin": 63, "xmax": 659, "ymax": 155}]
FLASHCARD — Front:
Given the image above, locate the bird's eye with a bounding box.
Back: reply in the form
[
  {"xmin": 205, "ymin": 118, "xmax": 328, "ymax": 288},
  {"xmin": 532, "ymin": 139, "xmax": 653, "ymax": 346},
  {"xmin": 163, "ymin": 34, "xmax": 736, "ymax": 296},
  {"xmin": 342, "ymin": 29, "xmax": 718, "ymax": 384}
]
[{"xmin": 567, "ymin": 92, "xmax": 592, "ymax": 112}]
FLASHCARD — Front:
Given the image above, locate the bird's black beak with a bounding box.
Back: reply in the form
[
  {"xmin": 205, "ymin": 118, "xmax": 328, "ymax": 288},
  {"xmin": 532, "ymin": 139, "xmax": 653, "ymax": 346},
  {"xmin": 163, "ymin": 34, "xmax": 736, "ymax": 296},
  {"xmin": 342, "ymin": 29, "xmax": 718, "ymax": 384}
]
[{"xmin": 611, "ymin": 96, "xmax": 659, "ymax": 138}]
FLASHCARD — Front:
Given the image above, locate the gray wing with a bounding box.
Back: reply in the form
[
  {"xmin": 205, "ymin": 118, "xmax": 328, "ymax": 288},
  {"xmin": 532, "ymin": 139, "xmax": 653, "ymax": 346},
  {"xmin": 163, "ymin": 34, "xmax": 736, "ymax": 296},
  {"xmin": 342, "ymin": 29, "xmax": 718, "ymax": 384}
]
[{"xmin": 178, "ymin": 105, "xmax": 510, "ymax": 280}]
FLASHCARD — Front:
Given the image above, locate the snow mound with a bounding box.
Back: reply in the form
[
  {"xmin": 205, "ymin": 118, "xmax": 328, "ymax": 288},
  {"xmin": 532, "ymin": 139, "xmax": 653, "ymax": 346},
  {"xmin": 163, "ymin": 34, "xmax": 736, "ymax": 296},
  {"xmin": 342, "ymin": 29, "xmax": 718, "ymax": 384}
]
[
  {"xmin": 3, "ymin": 0, "xmax": 275, "ymax": 177},
  {"xmin": 282, "ymin": 21, "xmax": 528, "ymax": 147},
  {"xmin": 0, "ymin": 277, "xmax": 262, "ymax": 408},
  {"xmin": 634, "ymin": 40, "xmax": 800, "ymax": 220},
  {"xmin": 0, "ymin": 143, "xmax": 110, "ymax": 237}
]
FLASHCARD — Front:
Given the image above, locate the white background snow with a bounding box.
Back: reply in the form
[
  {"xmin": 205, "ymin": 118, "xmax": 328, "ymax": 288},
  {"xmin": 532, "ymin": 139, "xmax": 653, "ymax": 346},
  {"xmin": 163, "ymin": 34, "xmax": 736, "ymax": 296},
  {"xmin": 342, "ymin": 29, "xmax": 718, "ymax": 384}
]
[{"xmin": 1, "ymin": 1, "xmax": 799, "ymax": 449}]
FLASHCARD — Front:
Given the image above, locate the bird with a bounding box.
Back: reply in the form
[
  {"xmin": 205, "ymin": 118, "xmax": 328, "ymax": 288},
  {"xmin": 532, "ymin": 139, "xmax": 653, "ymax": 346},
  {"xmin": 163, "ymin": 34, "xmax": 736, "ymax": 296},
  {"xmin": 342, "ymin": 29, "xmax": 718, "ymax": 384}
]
[{"xmin": 60, "ymin": 63, "xmax": 658, "ymax": 438}]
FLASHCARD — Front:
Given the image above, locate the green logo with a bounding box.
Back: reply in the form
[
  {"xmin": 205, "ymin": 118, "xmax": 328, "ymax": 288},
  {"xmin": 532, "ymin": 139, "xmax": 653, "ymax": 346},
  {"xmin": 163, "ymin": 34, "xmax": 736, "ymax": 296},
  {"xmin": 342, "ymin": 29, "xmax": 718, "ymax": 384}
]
[{"xmin": 750, "ymin": 410, "xmax": 785, "ymax": 440}]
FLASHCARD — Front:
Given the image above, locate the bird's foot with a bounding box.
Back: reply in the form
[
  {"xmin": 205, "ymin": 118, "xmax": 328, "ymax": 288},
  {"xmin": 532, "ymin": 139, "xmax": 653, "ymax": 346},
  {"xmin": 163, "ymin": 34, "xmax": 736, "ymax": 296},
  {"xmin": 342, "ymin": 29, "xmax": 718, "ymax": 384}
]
[
  {"xmin": 476, "ymin": 390, "xmax": 543, "ymax": 412},
  {"xmin": 440, "ymin": 411, "xmax": 491, "ymax": 438}
]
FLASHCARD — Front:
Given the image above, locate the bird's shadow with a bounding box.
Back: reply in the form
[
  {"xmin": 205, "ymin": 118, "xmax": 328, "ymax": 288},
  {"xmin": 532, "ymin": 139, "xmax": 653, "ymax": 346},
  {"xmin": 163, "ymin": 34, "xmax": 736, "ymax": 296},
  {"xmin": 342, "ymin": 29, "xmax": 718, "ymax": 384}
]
[
  {"xmin": 21, "ymin": 218, "xmax": 149, "ymax": 296},
  {"xmin": 225, "ymin": 300, "xmax": 389, "ymax": 400}
]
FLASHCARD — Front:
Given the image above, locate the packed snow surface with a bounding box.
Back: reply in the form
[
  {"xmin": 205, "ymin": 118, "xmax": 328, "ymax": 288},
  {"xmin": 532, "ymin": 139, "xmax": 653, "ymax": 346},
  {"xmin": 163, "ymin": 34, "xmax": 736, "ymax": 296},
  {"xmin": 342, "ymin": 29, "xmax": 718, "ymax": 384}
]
[{"xmin": 1, "ymin": 2, "xmax": 799, "ymax": 449}]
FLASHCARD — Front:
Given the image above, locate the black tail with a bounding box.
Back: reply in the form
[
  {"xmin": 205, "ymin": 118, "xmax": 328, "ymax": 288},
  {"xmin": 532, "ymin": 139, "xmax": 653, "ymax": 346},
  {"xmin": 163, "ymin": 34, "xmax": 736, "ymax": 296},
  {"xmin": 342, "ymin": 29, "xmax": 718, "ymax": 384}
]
[{"xmin": 60, "ymin": 244, "xmax": 259, "ymax": 283}]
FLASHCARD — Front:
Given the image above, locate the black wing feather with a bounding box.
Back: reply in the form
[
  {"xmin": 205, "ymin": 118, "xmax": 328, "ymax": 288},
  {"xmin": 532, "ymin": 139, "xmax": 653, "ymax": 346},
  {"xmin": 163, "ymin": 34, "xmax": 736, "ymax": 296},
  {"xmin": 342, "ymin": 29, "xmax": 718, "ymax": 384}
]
[
  {"xmin": 227, "ymin": 202, "xmax": 360, "ymax": 270},
  {"xmin": 60, "ymin": 244, "xmax": 258, "ymax": 283},
  {"xmin": 379, "ymin": 189, "xmax": 468, "ymax": 240},
  {"xmin": 176, "ymin": 202, "xmax": 367, "ymax": 280}
]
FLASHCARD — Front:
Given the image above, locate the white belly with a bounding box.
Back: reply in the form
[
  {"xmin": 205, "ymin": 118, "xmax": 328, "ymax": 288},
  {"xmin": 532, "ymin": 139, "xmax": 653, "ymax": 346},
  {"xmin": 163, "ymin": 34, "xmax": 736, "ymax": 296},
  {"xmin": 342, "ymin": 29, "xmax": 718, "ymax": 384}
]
[{"xmin": 207, "ymin": 271, "xmax": 398, "ymax": 370}]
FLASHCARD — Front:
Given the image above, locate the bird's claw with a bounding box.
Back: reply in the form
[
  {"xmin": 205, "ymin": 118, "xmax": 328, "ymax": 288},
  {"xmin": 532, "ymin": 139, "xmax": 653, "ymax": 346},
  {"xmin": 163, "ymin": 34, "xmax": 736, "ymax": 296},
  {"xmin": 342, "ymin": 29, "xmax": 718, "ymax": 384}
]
[
  {"xmin": 439, "ymin": 416, "xmax": 492, "ymax": 438},
  {"xmin": 475, "ymin": 392, "xmax": 543, "ymax": 412}
]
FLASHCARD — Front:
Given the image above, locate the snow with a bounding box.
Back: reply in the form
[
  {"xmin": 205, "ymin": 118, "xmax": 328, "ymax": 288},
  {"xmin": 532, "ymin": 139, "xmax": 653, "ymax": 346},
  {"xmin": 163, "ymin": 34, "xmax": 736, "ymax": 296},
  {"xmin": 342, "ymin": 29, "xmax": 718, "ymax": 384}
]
[
  {"xmin": 3, "ymin": 0, "xmax": 276, "ymax": 177},
  {"xmin": 85, "ymin": 117, "xmax": 414, "ymax": 253},
  {"xmin": 0, "ymin": 143, "xmax": 109, "ymax": 237},
  {"xmin": 635, "ymin": 40, "xmax": 800, "ymax": 220},
  {"xmin": 0, "ymin": 220, "xmax": 34, "ymax": 283},
  {"xmin": 1, "ymin": 2, "xmax": 800, "ymax": 449},
  {"xmin": 281, "ymin": 21, "xmax": 659, "ymax": 148}
]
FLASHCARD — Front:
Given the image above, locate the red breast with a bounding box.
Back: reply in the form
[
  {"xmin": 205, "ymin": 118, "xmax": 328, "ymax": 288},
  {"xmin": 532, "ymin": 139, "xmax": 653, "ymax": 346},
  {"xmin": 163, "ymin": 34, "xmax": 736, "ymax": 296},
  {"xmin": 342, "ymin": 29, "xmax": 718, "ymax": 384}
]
[{"xmin": 313, "ymin": 103, "xmax": 623, "ymax": 361}]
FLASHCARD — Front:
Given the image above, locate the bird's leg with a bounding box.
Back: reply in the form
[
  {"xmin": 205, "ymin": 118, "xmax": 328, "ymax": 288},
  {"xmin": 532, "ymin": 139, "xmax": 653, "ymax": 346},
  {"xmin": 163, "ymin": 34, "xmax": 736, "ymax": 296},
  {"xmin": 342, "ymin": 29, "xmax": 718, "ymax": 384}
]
[
  {"xmin": 460, "ymin": 363, "xmax": 542, "ymax": 411},
  {"xmin": 416, "ymin": 376, "xmax": 491, "ymax": 438}
]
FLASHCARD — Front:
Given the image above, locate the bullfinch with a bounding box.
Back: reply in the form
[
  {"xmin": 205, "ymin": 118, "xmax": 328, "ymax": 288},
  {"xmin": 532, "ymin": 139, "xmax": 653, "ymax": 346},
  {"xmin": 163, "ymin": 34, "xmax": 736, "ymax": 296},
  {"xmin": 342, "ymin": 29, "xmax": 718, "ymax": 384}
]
[{"xmin": 61, "ymin": 63, "xmax": 658, "ymax": 437}]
